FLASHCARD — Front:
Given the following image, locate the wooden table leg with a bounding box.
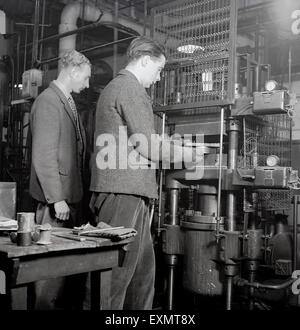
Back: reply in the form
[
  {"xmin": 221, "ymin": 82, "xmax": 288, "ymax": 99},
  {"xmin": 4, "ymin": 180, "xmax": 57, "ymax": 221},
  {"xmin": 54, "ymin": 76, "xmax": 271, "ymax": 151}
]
[
  {"xmin": 90, "ymin": 269, "xmax": 112, "ymax": 310},
  {"xmin": 27, "ymin": 283, "xmax": 35, "ymax": 310},
  {"xmin": 11, "ymin": 287, "xmax": 27, "ymax": 310},
  {"xmin": 100, "ymin": 269, "xmax": 112, "ymax": 310}
]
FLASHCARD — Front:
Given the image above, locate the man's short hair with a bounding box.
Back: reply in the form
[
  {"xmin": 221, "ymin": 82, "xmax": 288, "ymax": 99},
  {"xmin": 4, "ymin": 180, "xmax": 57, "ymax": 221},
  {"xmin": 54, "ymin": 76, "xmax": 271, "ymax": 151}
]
[
  {"xmin": 60, "ymin": 49, "xmax": 91, "ymax": 68},
  {"xmin": 127, "ymin": 36, "xmax": 166, "ymax": 62}
]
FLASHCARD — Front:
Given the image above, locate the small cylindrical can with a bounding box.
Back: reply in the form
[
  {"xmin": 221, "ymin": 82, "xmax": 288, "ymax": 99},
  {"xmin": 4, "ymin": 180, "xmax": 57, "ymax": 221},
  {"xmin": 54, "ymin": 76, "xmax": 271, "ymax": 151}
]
[
  {"xmin": 17, "ymin": 232, "xmax": 32, "ymax": 246},
  {"xmin": 17, "ymin": 212, "xmax": 35, "ymax": 233}
]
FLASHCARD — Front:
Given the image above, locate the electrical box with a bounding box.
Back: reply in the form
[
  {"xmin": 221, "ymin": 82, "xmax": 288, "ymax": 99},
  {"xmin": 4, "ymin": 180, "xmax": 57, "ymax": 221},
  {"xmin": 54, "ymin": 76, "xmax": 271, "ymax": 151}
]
[
  {"xmin": 254, "ymin": 167, "xmax": 294, "ymax": 188},
  {"xmin": 22, "ymin": 69, "xmax": 43, "ymax": 99},
  {"xmin": 253, "ymin": 90, "xmax": 289, "ymax": 115},
  {"xmin": 0, "ymin": 10, "xmax": 6, "ymax": 35},
  {"xmin": 0, "ymin": 182, "xmax": 16, "ymax": 219}
]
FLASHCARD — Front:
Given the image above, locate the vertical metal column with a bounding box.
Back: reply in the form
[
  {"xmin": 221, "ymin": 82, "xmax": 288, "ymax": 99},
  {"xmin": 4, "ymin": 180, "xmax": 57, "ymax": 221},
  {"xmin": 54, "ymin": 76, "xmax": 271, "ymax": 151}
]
[
  {"xmin": 226, "ymin": 276, "xmax": 233, "ymax": 310},
  {"xmin": 166, "ymin": 188, "xmax": 179, "ymax": 310},
  {"xmin": 24, "ymin": 27, "xmax": 28, "ymax": 72},
  {"xmin": 157, "ymin": 112, "xmax": 166, "ymax": 238},
  {"xmin": 226, "ymin": 119, "xmax": 240, "ymax": 232},
  {"xmin": 224, "ymin": 118, "xmax": 240, "ymax": 311},
  {"xmin": 39, "ymin": 0, "xmax": 46, "ymax": 62},
  {"xmin": 113, "ymin": 0, "xmax": 119, "ymax": 78},
  {"xmin": 216, "ymin": 108, "xmax": 225, "ymax": 240},
  {"xmin": 143, "ymin": 0, "xmax": 148, "ymax": 36},
  {"xmin": 80, "ymin": 0, "xmax": 86, "ymax": 49},
  {"xmin": 293, "ymin": 195, "xmax": 299, "ymax": 271},
  {"xmin": 31, "ymin": 0, "xmax": 40, "ymax": 67}
]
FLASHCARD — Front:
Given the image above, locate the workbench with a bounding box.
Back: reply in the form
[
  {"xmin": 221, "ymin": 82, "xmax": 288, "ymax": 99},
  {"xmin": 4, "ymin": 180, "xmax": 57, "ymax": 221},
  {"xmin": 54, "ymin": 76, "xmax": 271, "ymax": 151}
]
[{"xmin": 0, "ymin": 228, "xmax": 131, "ymax": 310}]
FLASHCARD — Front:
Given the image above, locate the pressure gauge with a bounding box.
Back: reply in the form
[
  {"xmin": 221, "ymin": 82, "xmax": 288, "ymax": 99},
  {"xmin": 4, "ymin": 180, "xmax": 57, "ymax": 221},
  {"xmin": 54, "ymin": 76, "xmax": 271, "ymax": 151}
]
[
  {"xmin": 265, "ymin": 80, "xmax": 278, "ymax": 92},
  {"xmin": 266, "ymin": 155, "xmax": 280, "ymax": 167}
]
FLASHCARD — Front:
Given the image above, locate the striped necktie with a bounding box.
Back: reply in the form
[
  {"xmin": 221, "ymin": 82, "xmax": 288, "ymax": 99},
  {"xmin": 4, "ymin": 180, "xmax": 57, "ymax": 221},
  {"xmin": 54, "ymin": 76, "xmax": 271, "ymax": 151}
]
[{"xmin": 67, "ymin": 96, "xmax": 83, "ymax": 144}]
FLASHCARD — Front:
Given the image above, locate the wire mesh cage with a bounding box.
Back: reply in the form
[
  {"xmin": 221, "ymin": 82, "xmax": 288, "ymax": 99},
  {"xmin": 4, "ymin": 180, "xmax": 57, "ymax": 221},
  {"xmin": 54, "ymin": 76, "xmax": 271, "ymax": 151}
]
[
  {"xmin": 239, "ymin": 114, "xmax": 292, "ymax": 168},
  {"xmin": 151, "ymin": 0, "xmax": 238, "ymax": 111},
  {"xmin": 257, "ymin": 189, "xmax": 293, "ymax": 211}
]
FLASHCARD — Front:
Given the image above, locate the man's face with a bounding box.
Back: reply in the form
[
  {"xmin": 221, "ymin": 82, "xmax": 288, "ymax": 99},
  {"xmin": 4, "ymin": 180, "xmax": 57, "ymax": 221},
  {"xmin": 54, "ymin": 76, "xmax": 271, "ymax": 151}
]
[
  {"xmin": 70, "ymin": 63, "xmax": 91, "ymax": 93},
  {"xmin": 141, "ymin": 54, "xmax": 166, "ymax": 88}
]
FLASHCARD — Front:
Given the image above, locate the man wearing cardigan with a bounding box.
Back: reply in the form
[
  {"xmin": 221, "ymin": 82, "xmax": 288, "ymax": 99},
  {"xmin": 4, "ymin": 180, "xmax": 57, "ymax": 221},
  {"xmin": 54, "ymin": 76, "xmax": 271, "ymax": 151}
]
[{"xmin": 89, "ymin": 37, "xmax": 200, "ymax": 310}]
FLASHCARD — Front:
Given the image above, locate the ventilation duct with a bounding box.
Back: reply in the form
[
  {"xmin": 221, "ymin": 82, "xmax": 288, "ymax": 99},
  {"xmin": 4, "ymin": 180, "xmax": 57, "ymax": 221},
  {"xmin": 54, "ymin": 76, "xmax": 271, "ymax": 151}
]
[{"xmin": 58, "ymin": 1, "xmax": 102, "ymax": 71}]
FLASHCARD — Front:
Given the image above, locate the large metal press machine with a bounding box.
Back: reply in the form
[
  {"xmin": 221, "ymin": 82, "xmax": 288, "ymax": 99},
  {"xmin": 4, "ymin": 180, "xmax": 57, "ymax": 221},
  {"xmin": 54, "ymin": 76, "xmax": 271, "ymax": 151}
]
[{"xmin": 151, "ymin": 0, "xmax": 299, "ymax": 310}]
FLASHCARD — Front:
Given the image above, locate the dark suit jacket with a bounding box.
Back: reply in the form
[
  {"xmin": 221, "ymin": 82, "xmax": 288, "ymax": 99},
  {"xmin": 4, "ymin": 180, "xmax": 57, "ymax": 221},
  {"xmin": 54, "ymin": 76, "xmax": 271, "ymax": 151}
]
[{"xmin": 29, "ymin": 82, "xmax": 86, "ymax": 204}]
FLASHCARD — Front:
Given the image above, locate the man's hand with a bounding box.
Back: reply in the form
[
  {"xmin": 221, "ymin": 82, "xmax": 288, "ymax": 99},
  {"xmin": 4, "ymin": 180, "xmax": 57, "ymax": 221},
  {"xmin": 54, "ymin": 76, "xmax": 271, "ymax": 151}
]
[{"xmin": 54, "ymin": 200, "xmax": 70, "ymax": 221}]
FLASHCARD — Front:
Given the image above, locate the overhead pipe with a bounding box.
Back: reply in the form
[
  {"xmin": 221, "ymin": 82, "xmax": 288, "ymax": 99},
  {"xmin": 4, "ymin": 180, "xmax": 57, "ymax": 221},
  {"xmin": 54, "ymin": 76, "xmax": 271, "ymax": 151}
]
[
  {"xmin": 58, "ymin": 1, "xmax": 102, "ymax": 71},
  {"xmin": 39, "ymin": 36, "xmax": 136, "ymax": 66},
  {"xmin": 21, "ymin": 20, "xmax": 138, "ymax": 50}
]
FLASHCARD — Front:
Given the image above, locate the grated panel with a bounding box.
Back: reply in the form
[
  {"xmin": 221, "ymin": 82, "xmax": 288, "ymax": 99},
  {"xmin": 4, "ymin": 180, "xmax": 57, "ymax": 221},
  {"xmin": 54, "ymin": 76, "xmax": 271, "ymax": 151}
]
[
  {"xmin": 240, "ymin": 115, "xmax": 292, "ymax": 168},
  {"xmin": 151, "ymin": 0, "xmax": 237, "ymax": 111}
]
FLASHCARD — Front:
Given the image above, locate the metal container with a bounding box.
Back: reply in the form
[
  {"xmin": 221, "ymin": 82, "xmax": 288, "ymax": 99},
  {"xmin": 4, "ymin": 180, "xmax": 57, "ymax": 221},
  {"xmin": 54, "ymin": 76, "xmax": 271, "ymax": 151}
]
[
  {"xmin": 16, "ymin": 232, "xmax": 32, "ymax": 246},
  {"xmin": 17, "ymin": 212, "xmax": 35, "ymax": 233},
  {"xmin": 182, "ymin": 221, "xmax": 224, "ymax": 296}
]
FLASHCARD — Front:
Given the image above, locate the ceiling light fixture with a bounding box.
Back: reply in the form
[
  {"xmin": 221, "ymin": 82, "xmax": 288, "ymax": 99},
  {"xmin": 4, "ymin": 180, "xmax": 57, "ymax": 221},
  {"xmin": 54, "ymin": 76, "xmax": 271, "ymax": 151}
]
[{"xmin": 177, "ymin": 44, "xmax": 205, "ymax": 54}]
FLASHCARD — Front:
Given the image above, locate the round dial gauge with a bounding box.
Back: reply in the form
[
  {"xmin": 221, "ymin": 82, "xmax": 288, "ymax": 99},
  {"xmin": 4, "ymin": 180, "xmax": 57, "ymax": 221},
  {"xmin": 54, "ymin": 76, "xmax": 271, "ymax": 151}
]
[
  {"xmin": 266, "ymin": 155, "xmax": 280, "ymax": 167},
  {"xmin": 265, "ymin": 80, "xmax": 278, "ymax": 91}
]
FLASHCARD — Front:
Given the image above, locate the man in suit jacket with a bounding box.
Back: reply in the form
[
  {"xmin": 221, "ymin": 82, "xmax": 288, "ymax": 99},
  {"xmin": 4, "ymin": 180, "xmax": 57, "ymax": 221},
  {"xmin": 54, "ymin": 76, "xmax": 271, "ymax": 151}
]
[
  {"xmin": 29, "ymin": 50, "xmax": 91, "ymax": 309},
  {"xmin": 30, "ymin": 49, "xmax": 91, "ymax": 228}
]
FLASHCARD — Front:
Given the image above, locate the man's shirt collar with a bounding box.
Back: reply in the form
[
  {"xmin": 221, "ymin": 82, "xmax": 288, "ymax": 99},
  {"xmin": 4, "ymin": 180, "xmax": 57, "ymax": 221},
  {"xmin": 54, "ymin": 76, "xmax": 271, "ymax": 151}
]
[{"xmin": 53, "ymin": 80, "xmax": 72, "ymax": 100}]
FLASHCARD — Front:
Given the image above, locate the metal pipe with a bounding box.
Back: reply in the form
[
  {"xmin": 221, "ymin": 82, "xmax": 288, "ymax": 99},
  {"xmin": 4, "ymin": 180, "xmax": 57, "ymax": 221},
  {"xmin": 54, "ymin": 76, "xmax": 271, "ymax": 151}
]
[
  {"xmin": 234, "ymin": 277, "xmax": 295, "ymax": 290},
  {"xmin": 216, "ymin": 107, "xmax": 224, "ymax": 241},
  {"xmin": 293, "ymin": 195, "xmax": 299, "ymax": 271},
  {"xmin": 217, "ymin": 108, "xmax": 225, "ymax": 220},
  {"xmin": 80, "ymin": 0, "xmax": 86, "ymax": 49},
  {"xmin": 39, "ymin": 0, "xmax": 46, "ymax": 62},
  {"xmin": 15, "ymin": 22, "xmax": 51, "ymax": 27},
  {"xmin": 248, "ymin": 272, "xmax": 255, "ymax": 311},
  {"xmin": 226, "ymin": 119, "xmax": 239, "ymax": 232},
  {"xmin": 254, "ymin": 16, "xmax": 259, "ymax": 62},
  {"xmin": 228, "ymin": 121, "xmax": 239, "ymax": 169},
  {"xmin": 255, "ymin": 65, "xmax": 260, "ymax": 92},
  {"xmin": 226, "ymin": 277, "xmax": 233, "ymax": 310},
  {"xmin": 226, "ymin": 194, "xmax": 236, "ymax": 232},
  {"xmin": 143, "ymin": 0, "xmax": 148, "ymax": 36},
  {"xmin": 169, "ymin": 189, "xmax": 179, "ymax": 225},
  {"xmin": 31, "ymin": 0, "xmax": 40, "ymax": 67},
  {"xmin": 16, "ymin": 34, "xmax": 20, "ymax": 85},
  {"xmin": 288, "ymin": 45, "xmax": 292, "ymax": 91},
  {"xmin": 22, "ymin": 20, "xmax": 104, "ymax": 49},
  {"xmin": 166, "ymin": 185, "xmax": 179, "ymax": 310},
  {"xmin": 39, "ymin": 36, "xmax": 136, "ymax": 65},
  {"xmin": 149, "ymin": 200, "xmax": 155, "ymax": 227},
  {"xmin": 23, "ymin": 27, "xmax": 28, "ymax": 72},
  {"xmin": 58, "ymin": 1, "xmax": 102, "ymax": 71},
  {"xmin": 243, "ymin": 117, "xmax": 246, "ymax": 167},
  {"xmin": 113, "ymin": 0, "xmax": 119, "ymax": 78},
  {"xmin": 157, "ymin": 112, "xmax": 166, "ymax": 237},
  {"xmin": 167, "ymin": 265, "xmax": 175, "ymax": 310}
]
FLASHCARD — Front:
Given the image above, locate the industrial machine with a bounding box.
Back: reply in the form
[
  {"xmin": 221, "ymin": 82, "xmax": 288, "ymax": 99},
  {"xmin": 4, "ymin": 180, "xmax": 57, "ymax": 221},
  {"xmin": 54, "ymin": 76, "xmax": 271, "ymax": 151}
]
[{"xmin": 151, "ymin": 0, "xmax": 300, "ymax": 310}]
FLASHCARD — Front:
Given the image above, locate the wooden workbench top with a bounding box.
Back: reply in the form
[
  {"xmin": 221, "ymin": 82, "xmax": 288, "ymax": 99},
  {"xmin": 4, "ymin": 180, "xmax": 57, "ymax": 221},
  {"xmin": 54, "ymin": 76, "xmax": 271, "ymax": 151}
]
[{"xmin": 0, "ymin": 228, "xmax": 131, "ymax": 258}]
